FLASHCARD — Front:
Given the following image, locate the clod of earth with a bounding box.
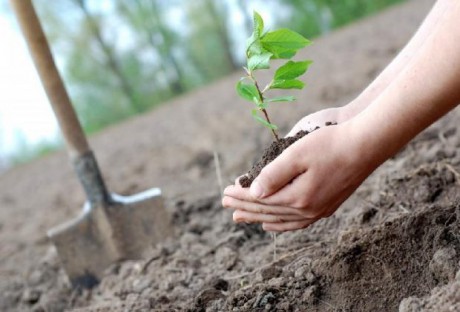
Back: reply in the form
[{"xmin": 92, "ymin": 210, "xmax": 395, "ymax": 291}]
[{"xmin": 240, "ymin": 123, "xmax": 336, "ymax": 187}]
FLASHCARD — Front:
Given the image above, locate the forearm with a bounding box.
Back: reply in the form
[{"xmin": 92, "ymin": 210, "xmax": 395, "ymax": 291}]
[
  {"xmin": 354, "ymin": 0, "xmax": 460, "ymax": 166},
  {"xmin": 341, "ymin": 0, "xmax": 450, "ymax": 120}
]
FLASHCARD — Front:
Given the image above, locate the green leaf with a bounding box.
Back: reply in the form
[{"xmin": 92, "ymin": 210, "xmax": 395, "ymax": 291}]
[
  {"xmin": 265, "ymin": 96, "xmax": 296, "ymax": 103},
  {"xmin": 236, "ymin": 80, "xmax": 260, "ymax": 102},
  {"xmin": 253, "ymin": 11, "xmax": 264, "ymax": 38},
  {"xmin": 277, "ymin": 50, "xmax": 297, "ymax": 59},
  {"xmin": 251, "ymin": 109, "xmax": 278, "ymax": 130},
  {"xmin": 248, "ymin": 52, "xmax": 272, "ymax": 71},
  {"xmin": 246, "ymin": 36, "xmax": 264, "ymax": 58},
  {"xmin": 271, "ymin": 79, "xmax": 305, "ymax": 90},
  {"xmin": 274, "ymin": 60, "xmax": 312, "ymax": 81},
  {"xmin": 246, "ymin": 11, "xmax": 265, "ymax": 58},
  {"xmin": 261, "ymin": 29, "xmax": 311, "ymax": 59},
  {"xmin": 262, "ymin": 28, "xmax": 311, "ymax": 50}
]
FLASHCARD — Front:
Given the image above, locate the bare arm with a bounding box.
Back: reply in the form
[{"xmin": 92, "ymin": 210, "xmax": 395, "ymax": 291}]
[
  {"xmin": 289, "ymin": 0, "xmax": 450, "ymax": 135},
  {"xmin": 354, "ymin": 0, "xmax": 460, "ymax": 166},
  {"xmin": 342, "ymin": 0, "xmax": 451, "ymax": 119}
]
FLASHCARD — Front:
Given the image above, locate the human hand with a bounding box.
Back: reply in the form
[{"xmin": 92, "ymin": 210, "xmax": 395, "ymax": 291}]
[
  {"xmin": 222, "ymin": 120, "xmax": 378, "ymax": 232},
  {"xmin": 285, "ymin": 104, "xmax": 359, "ymax": 137},
  {"xmin": 286, "ymin": 107, "xmax": 342, "ymax": 137}
]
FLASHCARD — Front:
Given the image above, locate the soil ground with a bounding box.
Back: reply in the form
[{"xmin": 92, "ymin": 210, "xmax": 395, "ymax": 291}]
[{"xmin": 2, "ymin": 0, "xmax": 460, "ymax": 311}]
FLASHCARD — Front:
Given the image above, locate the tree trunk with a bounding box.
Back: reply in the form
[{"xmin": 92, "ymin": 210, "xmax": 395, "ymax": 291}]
[{"xmin": 149, "ymin": 0, "xmax": 186, "ymax": 94}]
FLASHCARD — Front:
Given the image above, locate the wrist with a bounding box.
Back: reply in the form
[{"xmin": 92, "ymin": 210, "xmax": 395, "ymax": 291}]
[
  {"xmin": 344, "ymin": 111, "xmax": 392, "ymax": 172},
  {"xmin": 338, "ymin": 99, "xmax": 365, "ymax": 123}
]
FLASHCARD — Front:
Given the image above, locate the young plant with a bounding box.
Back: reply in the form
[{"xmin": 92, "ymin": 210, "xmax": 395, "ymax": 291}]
[{"xmin": 236, "ymin": 12, "xmax": 312, "ymax": 142}]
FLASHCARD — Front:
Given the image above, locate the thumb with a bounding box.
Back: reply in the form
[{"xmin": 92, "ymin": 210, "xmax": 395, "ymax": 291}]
[{"xmin": 250, "ymin": 143, "xmax": 305, "ymax": 199}]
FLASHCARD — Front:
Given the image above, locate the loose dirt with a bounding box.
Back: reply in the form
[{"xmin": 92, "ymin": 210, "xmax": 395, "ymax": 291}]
[
  {"xmin": 239, "ymin": 130, "xmax": 312, "ymax": 187},
  {"xmin": 2, "ymin": 0, "xmax": 460, "ymax": 311}
]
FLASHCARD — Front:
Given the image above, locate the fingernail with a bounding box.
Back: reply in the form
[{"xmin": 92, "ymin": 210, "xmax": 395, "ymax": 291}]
[
  {"xmin": 250, "ymin": 179, "xmax": 265, "ymax": 198},
  {"xmin": 233, "ymin": 211, "xmax": 242, "ymax": 222}
]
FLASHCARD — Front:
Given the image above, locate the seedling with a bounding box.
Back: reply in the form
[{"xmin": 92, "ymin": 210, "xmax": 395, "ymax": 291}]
[{"xmin": 236, "ymin": 11, "xmax": 312, "ymax": 142}]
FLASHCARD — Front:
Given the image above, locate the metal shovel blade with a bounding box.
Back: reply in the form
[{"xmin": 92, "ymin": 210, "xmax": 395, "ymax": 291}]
[{"xmin": 47, "ymin": 188, "xmax": 172, "ymax": 288}]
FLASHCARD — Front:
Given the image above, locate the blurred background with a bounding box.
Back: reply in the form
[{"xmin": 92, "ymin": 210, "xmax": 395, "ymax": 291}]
[{"xmin": 0, "ymin": 0, "xmax": 405, "ymax": 172}]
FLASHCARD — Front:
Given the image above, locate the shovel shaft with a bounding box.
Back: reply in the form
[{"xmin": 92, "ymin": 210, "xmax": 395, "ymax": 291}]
[
  {"xmin": 9, "ymin": 0, "xmax": 89, "ymax": 158},
  {"xmin": 10, "ymin": 0, "xmax": 111, "ymax": 205}
]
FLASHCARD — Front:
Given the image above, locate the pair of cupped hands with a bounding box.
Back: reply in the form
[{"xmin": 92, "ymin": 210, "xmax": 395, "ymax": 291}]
[{"xmin": 222, "ymin": 107, "xmax": 375, "ymax": 232}]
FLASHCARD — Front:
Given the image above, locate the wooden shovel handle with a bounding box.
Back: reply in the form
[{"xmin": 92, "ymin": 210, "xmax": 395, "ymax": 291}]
[{"xmin": 10, "ymin": 0, "xmax": 90, "ymax": 157}]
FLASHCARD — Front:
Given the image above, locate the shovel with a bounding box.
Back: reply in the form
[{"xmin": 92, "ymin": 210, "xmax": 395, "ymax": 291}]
[{"xmin": 10, "ymin": 0, "xmax": 173, "ymax": 288}]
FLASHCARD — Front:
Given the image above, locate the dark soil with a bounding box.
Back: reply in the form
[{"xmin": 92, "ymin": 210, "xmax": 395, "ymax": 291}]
[{"xmin": 239, "ymin": 130, "xmax": 312, "ymax": 188}]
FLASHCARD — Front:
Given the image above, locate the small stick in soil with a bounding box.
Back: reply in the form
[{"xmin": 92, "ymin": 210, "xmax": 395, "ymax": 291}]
[
  {"xmin": 272, "ymin": 233, "xmax": 277, "ymax": 262},
  {"xmin": 397, "ymin": 204, "xmax": 410, "ymax": 214},
  {"xmin": 140, "ymin": 254, "xmax": 161, "ymax": 274},
  {"xmin": 318, "ymin": 299, "xmax": 338, "ymax": 310},
  {"xmin": 213, "ymin": 151, "xmax": 224, "ymax": 198}
]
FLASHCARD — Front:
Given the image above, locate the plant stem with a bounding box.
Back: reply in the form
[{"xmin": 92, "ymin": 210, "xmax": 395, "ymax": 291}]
[
  {"xmin": 248, "ymin": 73, "xmax": 280, "ymax": 142},
  {"xmin": 261, "ymin": 109, "xmax": 279, "ymax": 141}
]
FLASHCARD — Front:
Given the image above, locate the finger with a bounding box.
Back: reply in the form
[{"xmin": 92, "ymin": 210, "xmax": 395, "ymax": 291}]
[
  {"xmin": 262, "ymin": 219, "xmax": 317, "ymax": 232},
  {"xmin": 222, "ymin": 196, "xmax": 302, "ymax": 215},
  {"xmin": 250, "ymin": 142, "xmax": 306, "ymax": 199},
  {"xmin": 225, "ymin": 177, "xmax": 317, "ymax": 215},
  {"xmin": 225, "ymin": 184, "xmax": 266, "ymax": 203},
  {"xmin": 225, "ymin": 171, "xmax": 326, "ymax": 220},
  {"xmin": 233, "ymin": 210, "xmax": 307, "ymax": 224},
  {"xmin": 253, "ymin": 172, "xmax": 310, "ymax": 207},
  {"xmin": 224, "ymin": 185, "xmax": 250, "ymax": 200}
]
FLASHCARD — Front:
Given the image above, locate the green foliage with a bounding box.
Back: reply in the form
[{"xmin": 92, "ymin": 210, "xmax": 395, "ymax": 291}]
[
  {"xmin": 236, "ymin": 80, "xmax": 261, "ymax": 103},
  {"xmin": 271, "ymin": 79, "xmax": 305, "ymax": 90},
  {"xmin": 247, "ymin": 52, "xmax": 272, "ymax": 71},
  {"xmin": 274, "ymin": 60, "xmax": 312, "ymax": 80},
  {"xmin": 236, "ymin": 11, "xmax": 311, "ymax": 137},
  {"xmin": 265, "ymin": 96, "xmax": 296, "ymax": 103},
  {"xmin": 278, "ymin": 0, "xmax": 406, "ymax": 39},
  {"xmin": 261, "ymin": 29, "xmax": 311, "ymax": 59}
]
